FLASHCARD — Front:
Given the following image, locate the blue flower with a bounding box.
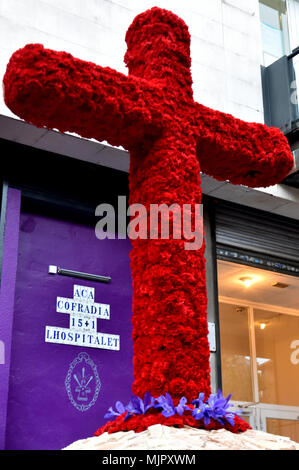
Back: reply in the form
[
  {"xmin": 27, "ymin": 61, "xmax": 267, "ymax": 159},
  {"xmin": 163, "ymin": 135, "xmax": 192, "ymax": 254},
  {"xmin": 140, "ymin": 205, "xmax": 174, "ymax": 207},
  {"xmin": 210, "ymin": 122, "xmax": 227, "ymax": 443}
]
[
  {"xmin": 207, "ymin": 390, "xmax": 234, "ymax": 422},
  {"xmin": 104, "ymin": 400, "xmax": 126, "ymax": 420},
  {"xmin": 124, "ymin": 392, "xmax": 156, "ymax": 421},
  {"xmin": 143, "ymin": 391, "xmax": 156, "ymax": 412},
  {"xmin": 175, "ymin": 397, "xmax": 191, "ymax": 416},
  {"xmin": 130, "ymin": 395, "xmax": 145, "ymax": 414},
  {"xmin": 104, "ymin": 390, "xmax": 239, "ymax": 428},
  {"xmin": 191, "ymin": 404, "xmax": 207, "ymax": 421},
  {"xmin": 209, "ymin": 390, "xmax": 237, "ymax": 425},
  {"xmin": 123, "ymin": 396, "xmax": 143, "ymax": 421},
  {"xmin": 192, "ymin": 392, "xmax": 205, "ymax": 408},
  {"xmin": 191, "ymin": 390, "xmax": 238, "ymax": 427},
  {"xmin": 154, "ymin": 393, "xmax": 176, "ymax": 417}
]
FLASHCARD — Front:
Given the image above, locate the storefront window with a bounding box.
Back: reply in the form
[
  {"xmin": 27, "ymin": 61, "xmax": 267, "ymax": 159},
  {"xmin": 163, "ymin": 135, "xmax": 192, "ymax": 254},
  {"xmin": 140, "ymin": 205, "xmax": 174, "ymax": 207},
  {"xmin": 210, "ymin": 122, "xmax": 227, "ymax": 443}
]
[
  {"xmin": 259, "ymin": 0, "xmax": 291, "ymax": 65},
  {"xmin": 254, "ymin": 308, "xmax": 299, "ymax": 406},
  {"xmin": 217, "ymin": 260, "xmax": 299, "ymax": 407}
]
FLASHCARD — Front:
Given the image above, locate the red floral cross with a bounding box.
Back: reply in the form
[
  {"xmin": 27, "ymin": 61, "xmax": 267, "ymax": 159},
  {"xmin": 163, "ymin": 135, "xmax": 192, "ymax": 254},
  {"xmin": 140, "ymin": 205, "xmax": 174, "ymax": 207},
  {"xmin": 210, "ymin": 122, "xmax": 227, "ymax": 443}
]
[{"xmin": 3, "ymin": 7, "xmax": 293, "ymax": 408}]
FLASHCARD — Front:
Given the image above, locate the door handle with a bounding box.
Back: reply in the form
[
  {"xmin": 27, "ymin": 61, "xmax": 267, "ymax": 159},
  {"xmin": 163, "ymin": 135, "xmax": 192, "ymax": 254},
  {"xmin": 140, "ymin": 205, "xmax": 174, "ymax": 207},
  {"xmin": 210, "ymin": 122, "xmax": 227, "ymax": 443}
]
[{"xmin": 48, "ymin": 265, "xmax": 111, "ymax": 283}]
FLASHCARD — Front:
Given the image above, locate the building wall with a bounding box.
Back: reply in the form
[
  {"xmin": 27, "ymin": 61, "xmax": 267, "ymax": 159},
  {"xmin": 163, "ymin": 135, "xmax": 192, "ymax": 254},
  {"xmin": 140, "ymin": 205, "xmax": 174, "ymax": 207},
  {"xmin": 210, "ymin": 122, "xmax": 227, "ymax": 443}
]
[
  {"xmin": 287, "ymin": 0, "xmax": 299, "ymax": 49},
  {"xmin": 287, "ymin": 0, "xmax": 299, "ymax": 81},
  {"xmin": 2, "ymin": 2, "xmax": 299, "ymax": 221},
  {"xmin": 0, "ymin": 0, "xmax": 265, "ymax": 124}
]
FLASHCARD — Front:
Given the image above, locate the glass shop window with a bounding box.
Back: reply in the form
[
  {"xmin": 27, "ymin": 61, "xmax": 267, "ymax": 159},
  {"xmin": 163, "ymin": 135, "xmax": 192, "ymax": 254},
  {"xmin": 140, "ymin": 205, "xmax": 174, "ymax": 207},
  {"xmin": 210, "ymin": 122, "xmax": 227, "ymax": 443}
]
[{"xmin": 259, "ymin": 0, "xmax": 291, "ymax": 65}]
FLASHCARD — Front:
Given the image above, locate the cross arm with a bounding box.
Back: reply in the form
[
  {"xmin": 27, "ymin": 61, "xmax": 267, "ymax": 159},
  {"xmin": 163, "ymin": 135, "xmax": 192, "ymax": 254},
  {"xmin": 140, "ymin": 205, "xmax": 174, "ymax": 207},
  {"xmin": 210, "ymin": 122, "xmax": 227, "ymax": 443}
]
[
  {"xmin": 3, "ymin": 44, "xmax": 161, "ymax": 150},
  {"xmin": 193, "ymin": 103, "xmax": 294, "ymax": 188}
]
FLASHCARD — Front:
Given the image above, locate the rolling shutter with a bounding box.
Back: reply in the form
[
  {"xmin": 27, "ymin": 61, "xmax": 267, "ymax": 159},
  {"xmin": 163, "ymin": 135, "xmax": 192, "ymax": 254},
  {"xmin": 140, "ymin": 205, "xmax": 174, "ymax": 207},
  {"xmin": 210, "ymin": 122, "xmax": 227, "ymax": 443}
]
[{"xmin": 215, "ymin": 200, "xmax": 299, "ymax": 263}]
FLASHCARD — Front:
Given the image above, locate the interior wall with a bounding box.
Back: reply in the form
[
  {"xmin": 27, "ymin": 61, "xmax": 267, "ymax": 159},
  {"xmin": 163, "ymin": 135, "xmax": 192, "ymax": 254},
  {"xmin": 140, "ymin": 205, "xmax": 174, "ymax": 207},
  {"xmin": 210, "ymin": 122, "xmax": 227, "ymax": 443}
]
[
  {"xmin": 218, "ymin": 302, "xmax": 253, "ymax": 402},
  {"xmin": 255, "ymin": 308, "xmax": 299, "ymax": 407}
]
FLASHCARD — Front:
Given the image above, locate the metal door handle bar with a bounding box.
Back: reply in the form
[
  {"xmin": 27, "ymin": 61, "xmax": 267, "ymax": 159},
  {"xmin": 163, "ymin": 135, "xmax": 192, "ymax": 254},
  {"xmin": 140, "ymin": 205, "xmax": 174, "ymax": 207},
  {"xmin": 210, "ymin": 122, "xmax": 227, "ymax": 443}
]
[{"xmin": 48, "ymin": 265, "xmax": 111, "ymax": 283}]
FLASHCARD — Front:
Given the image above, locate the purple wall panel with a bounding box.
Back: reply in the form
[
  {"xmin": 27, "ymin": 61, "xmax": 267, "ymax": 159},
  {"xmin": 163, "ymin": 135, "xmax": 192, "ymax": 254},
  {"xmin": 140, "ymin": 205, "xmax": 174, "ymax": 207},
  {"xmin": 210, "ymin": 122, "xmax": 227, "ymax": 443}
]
[
  {"xmin": 4, "ymin": 211, "xmax": 133, "ymax": 450},
  {"xmin": 0, "ymin": 188, "xmax": 21, "ymax": 450}
]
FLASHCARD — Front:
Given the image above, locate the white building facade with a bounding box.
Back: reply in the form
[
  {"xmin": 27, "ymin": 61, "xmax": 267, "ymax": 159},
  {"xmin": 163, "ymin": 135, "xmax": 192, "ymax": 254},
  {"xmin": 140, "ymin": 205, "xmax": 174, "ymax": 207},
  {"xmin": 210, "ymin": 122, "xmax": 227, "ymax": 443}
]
[
  {"xmin": 0, "ymin": 0, "xmax": 299, "ymax": 448},
  {"xmin": 1, "ymin": 0, "xmax": 299, "ymax": 212}
]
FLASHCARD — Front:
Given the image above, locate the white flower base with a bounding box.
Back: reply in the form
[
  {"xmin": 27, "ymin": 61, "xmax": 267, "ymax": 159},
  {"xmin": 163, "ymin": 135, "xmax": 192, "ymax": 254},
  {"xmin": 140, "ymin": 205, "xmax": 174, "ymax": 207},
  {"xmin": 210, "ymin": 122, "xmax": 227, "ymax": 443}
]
[{"xmin": 63, "ymin": 424, "xmax": 299, "ymax": 450}]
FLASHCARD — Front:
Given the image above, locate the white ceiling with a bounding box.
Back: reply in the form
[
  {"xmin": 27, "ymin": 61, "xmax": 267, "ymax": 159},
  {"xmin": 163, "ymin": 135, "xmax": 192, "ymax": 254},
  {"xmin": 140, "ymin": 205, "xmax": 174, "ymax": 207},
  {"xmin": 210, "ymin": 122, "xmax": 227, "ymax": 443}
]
[{"xmin": 217, "ymin": 260, "xmax": 299, "ymax": 312}]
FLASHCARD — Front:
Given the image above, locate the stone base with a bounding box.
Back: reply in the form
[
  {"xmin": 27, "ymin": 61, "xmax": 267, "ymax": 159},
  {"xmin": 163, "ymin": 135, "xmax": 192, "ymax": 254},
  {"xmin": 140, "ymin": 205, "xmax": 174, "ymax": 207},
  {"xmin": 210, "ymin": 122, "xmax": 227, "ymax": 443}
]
[{"xmin": 63, "ymin": 424, "xmax": 299, "ymax": 450}]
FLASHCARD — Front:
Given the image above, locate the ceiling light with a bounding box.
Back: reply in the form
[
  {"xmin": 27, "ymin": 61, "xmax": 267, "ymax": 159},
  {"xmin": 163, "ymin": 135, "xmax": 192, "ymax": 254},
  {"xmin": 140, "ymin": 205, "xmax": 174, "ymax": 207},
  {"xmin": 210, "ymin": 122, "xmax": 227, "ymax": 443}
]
[
  {"xmin": 239, "ymin": 276, "xmax": 254, "ymax": 288},
  {"xmin": 258, "ymin": 321, "xmax": 270, "ymax": 330}
]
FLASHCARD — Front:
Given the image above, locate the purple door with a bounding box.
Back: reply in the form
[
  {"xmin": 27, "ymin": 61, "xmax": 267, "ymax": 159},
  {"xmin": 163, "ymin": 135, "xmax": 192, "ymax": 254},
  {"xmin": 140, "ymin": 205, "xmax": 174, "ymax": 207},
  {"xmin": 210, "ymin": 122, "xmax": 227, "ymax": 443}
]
[{"xmin": 5, "ymin": 210, "xmax": 133, "ymax": 450}]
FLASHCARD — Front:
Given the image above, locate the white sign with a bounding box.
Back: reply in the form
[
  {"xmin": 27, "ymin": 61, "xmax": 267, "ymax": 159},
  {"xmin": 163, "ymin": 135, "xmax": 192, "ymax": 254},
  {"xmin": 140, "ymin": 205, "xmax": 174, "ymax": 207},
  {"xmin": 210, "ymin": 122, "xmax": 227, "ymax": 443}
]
[
  {"xmin": 208, "ymin": 322, "xmax": 216, "ymax": 352},
  {"xmin": 45, "ymin": 284, "xmax": 120, "ymax": 351},
  {"xmin": 56, "ymin": 296, "xmax": 110, "ymax": 319}
]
